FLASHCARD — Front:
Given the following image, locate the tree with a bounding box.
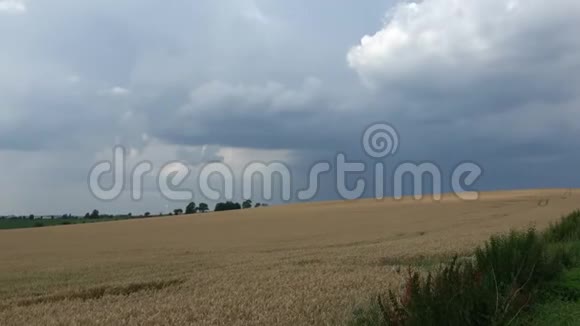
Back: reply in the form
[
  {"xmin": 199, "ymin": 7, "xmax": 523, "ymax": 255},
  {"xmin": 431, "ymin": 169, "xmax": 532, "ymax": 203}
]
[
  {"xmin": 174, "ymin": 208, "xmax": 183, "ymax": 215},
  {"xmin": 214, "ymin": 201, "xmax": 242, "ymax": 212},
  {"xmin": 198, "ymin": 203, "xmax": 209, "ymax": 213},
  {"xmin": 84, "ymin": 212, "xmax": 90, "ymax": 219},
  {"xmin": 90, "ymin": 209, "xmax": 100, "ymax": 219},
  {"xmin": 28, "ymin": 214, "xmax": 35, "ymax": 220},
  {"xmin": 185, "ymin": 202, "xmax": 197, "ymax": 215},
  {"xmin": 144, "ymin": 212, "xmax": 151, "ymax": 217},
  {"xmin": 242, "ymin": 200, "xmax": 253, "ymax": 209},
  {"xmin": 255, "ymin": 203, "xmax": 261, "ymax": 208}
]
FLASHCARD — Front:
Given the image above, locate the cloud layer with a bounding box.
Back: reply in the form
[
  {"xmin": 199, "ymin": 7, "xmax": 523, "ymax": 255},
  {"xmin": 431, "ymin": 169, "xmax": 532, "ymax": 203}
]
[
  {"xmin": 0, "ymin": 0, "xmax": 26, "ymax": 14},
  {"xmin": 1, "ymin": 0, "xmax": 580, "ymax": 214}
]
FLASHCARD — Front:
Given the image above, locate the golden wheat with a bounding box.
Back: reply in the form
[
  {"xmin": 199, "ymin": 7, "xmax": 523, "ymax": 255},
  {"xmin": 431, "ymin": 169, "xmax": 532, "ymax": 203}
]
[{"xmin": 0, "ymin": 189, "xmax": 578, "ymax": 325}]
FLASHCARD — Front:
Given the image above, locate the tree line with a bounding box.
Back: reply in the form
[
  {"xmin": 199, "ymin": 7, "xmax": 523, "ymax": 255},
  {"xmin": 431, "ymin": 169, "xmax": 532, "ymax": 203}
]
[
  {"xmin": 1, "ymin": 200, "xmax": 269, "ymax": 221},
  {"xmin": 174, "ymin": 200, "xmax": 268, "ymax": 214}
]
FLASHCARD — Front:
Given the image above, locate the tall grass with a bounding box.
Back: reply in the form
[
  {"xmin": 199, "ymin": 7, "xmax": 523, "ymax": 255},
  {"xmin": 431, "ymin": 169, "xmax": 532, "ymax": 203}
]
[
  {"xmin": 544, "ymin": 210, "xmax": 580, "ymax": 242},
  {"xmin": 351, "ymin": 211, "xmax": 580, "ymax": 326}
]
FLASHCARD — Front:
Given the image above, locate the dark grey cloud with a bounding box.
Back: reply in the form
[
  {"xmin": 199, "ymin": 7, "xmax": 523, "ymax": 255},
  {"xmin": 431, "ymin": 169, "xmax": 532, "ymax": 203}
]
[{"xmin": 1, "ymin": 0, "xmax": 580, "ymax": 214}]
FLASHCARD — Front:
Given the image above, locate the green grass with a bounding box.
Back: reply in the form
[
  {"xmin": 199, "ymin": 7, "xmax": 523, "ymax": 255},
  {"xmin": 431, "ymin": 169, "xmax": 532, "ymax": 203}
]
[
  {"xmin": 518, "ymin": 301, "xmax": 580, "ymax": 326},
  {"xmin": 515, "ymin": 267, "xmax": 580, "ymax": 325},
  {"xmin": 0, "ymin": 217, "xmax": 130, "ymax": 230}
]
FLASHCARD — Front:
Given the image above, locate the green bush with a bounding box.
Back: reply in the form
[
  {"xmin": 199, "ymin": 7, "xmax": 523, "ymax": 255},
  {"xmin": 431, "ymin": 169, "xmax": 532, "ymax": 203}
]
[
  {"xmin": 379, "ymin": 259, "xmax": 493, "ymax": 326},
  {"xmin": 352, "ymin": 225, "xmax": 574, "ymax": 326},
  {"xmin": 544, "ymin": 267, "xmax": 580, "ymax": 302},
  {"xmin": 545, "ymin": 241, "xmax": 580, "ymax": 269},
  {"xmin": 475, "ymin": 229, "xmax": 562, "ymax": 291},
  {"xmin": 544, "ymin": 211, "xmax": 580, "ymax": 243}
]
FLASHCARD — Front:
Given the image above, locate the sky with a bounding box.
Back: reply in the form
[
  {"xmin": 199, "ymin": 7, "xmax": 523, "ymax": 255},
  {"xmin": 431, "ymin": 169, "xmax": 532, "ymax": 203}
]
[{"xmin": 1, "ymin": 0, "xmax": 580, "ymax": 215}]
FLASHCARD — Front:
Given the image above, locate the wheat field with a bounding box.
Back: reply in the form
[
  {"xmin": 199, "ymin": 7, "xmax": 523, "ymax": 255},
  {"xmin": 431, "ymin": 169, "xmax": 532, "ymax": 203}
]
[{"xmin": 0, "ymin": 189, "xmax": 578, "ymax": 325}]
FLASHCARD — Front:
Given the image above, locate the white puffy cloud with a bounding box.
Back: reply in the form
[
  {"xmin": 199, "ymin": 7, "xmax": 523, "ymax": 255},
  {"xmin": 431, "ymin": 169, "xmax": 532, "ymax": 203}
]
[
  {"xmin": 0, "ymin": 0, "xmax": 26, "ymax": 13},
  {"xmin": 347, "ymin": 0, "xmax": 580, "ymax": 88},
  {"xmin": 343, "ymin": 0, "xmax": 580, "ymax": 178}
]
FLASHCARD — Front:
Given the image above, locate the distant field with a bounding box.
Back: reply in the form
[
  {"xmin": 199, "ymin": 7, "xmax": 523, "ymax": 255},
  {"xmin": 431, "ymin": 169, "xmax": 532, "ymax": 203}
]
[
  {"xmin": 0, "ymin": 217, "xmax": 129, "ymax": 230},
  {"xmin": 0, "ymin": 189, "xmax": 578, "ymax": 325}
]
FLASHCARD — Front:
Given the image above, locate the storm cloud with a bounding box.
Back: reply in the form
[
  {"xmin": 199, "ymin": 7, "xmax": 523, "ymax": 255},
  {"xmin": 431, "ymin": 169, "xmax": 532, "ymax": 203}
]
[{"xmin": 1, "ymin": 0, "xmax": 579, "ymax": 215}]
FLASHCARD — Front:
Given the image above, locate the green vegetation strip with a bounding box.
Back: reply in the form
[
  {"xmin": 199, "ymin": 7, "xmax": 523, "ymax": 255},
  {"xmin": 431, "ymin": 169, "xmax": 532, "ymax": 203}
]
[
  {"xmin": 0, "ymin": 217, "xmax": 130, "ymax": 230},
  {"xmin": 350, "ymin": 211, "xmax": 580, "ymax": 326}
]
